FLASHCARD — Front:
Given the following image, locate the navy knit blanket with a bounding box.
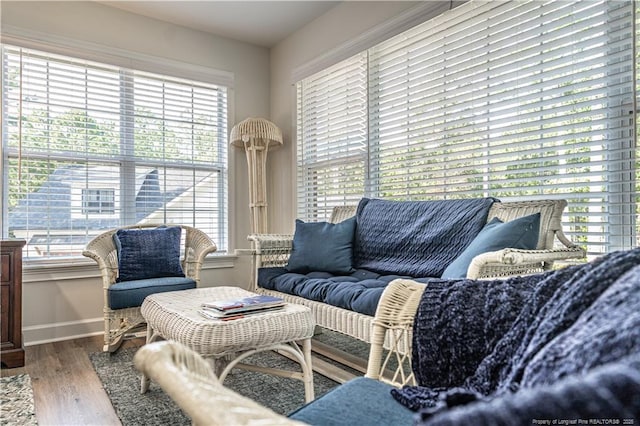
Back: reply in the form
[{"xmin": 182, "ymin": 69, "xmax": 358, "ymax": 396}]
[
  {"xmin": 418, "ymin": 356, "xmax": 640, "ymax": 426},
  {"xmin": 391, "ymin": 247, "xmax": 640, "ymax": 423},
  {"xmin": 354, "ymin": 198, "xmax": 496, "ymax": 277}
]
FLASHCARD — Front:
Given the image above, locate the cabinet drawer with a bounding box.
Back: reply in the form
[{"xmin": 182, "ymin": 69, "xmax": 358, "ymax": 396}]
[
  {"xmin": 0, "ymin": 254, "xmax": 10, "ymax": 284},
  {"xmin": 0, "ymin": 240, "xmax": 25, "ymax": 367},
  {"xmin": 1, "ymin": 284, "xmax": 9, "ymax": 343}
]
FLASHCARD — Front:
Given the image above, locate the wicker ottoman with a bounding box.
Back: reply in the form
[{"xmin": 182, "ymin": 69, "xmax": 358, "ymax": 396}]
[{"xmin": 140, "ymin": 286, "xmax": 316, "ymax": 402}]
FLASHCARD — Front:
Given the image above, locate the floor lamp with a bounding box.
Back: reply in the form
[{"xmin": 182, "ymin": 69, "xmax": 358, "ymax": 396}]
[{"xmin": 230, "ymin": 117, "xmax": 283, "ymax": 234}]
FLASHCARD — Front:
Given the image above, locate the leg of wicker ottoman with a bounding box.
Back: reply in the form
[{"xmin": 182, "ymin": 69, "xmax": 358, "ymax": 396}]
[
  {"xmin": 140, "ymin": 322, "xmax": 163, "ymax": 393},
  {"xmin": 216, "ymin": 338, "xmax": 315, "ymax": 402}
]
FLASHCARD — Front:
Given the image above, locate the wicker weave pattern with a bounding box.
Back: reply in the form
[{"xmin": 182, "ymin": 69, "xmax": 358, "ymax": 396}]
[
  {"xmin": 140, "ymin": 287, "xmax": 316, "ymax": 402},
  {"xmin": 366, "ymin": 279, "xmax": 426, "ymax": 387},
  {"xmin": 141, "ymin": 287, "xmax": 315, "ymax": 357},
  {"xmin": 82, "ymin": 224, "xmax": 217, "ymax": 352},
  {"xmin": 248, "ymin": 199, "xmax": 585, "ymax": 347},
  {"xmin": 257, "ymin": 288, "xmax": 377, "ymax": 344},
  {"xmin": 487, "ymin": 199, "xmax": 563, "ymax": 250}
]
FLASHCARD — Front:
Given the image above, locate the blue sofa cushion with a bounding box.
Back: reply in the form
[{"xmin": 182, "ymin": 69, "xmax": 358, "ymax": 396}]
[
  {"xmin": 289, "ymin": 377, "xmax": 415, "ymax": 425},
  {"xmin": 441, "ymin": 213, "xmax": 541, "ymax": 279},
  {"xmin": 258, "ymin": 267, "xmax": 434, "ymax": 316},
  {"xmin": 286, "ymin": 217, "xmax": 356, "ymax": 274},
  {"xmin": 114, "ymin": 226, "xmax": 185, "ymax": 282},
  {"xmin": 108, "ymin": 276, "xmax": 196, "ymax": 310},
  {"xmin": 354, "ymin": 198, "xmax": 495, "ymax": 277}
]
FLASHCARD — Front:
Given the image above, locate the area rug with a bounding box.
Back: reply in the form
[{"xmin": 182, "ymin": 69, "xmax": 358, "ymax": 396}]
[
  {"xmin": 90, "ymin": 330, "xmax": 369, "ymax": 426},
  {"xmin": 0, "ymin": 374, "xmax": 38, "ymax": 426}
]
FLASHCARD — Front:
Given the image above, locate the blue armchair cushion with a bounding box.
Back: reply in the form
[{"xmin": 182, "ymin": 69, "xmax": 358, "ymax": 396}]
[
  {"xmin": 108, "ymin": 276, "xmax": 196, "ymax": 310},
  {"xmin": 289, "ymin": 377, "xmax": 415, "ymax": 425},
  {"xmin": 441, "ymin": 212, "xmax": 540, "ymax": 279},
  {"xmin": 285, "ymin": 217, "xmax": 356, "ymax": 274},
  {"xmin": 114, "ymin": 226, "xmax": 185, "ymax": 282}
]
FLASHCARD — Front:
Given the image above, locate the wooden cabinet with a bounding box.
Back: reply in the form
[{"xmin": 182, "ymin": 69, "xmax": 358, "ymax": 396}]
[{"xmin": 1, "ymin": 240, "xmax": 25, "ymax": 368}]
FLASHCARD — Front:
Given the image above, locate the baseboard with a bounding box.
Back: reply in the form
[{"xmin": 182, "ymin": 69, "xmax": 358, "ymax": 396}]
[{"xmin": 23, "ymin": 318, "xmax": 103, "ymax": 346}]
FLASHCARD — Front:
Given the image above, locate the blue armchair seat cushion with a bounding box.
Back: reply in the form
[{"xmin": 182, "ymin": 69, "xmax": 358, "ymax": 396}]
[
  {"xmin": 108, "ymin": 277, "xmax": 196, "ymax": 310},
  {"xmin": 288, "ymin": 377, "xmax": 415, "ymax": 425},
  {"xmin": 258, "ymin": 267, "xmax": 434, "ymax": 317}
]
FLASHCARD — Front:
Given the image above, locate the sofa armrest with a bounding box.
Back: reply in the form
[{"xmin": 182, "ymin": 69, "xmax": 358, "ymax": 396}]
[
  {"xmin": 247, "ymin": 234, "xmax": 294, "ymax": 291},
  {"xmin": 366, "ymin": 279, "xmax": 427, "ymax": 388},
  {"xmin": 247, "ymin": 233, "xmax": 293, "ymax": 279},
  {"xmin": 467, "ymin": 246, "xmax": 586, "ymax": 279},
  {"xmin": 248, "ymin": 234, "xmax": 294, "ymax": 266},
  {"xmin": 134, "ymin": 341, "xmax": 303, "ymax": 426}
]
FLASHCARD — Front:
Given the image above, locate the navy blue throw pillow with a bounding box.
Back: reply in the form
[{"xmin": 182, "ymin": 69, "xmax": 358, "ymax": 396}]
[
  {"xmin": 114, "ymin": 226, "xmax": 185, "ymax": 282},
  {"xmin": 441, "ymin": 213, "xmax": 541, "ymax": 279},
  {"xmin": 286, "ymin": 217, "xmax": 356, "ymax": 274}
]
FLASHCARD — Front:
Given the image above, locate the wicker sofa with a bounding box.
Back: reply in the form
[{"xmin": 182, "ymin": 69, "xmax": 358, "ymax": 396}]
[
  {"xmin": 249, "ymin": 198, "xmax": 585, "ymax": 345},
  {"xmin": 134, "ymin": 249, "xmax": 640, "ymax": 425}
]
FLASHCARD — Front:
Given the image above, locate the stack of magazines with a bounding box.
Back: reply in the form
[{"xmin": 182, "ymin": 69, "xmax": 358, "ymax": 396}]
[{"xmin": 198, "ymin": 294, "xmax": 285, "ymax": 321}]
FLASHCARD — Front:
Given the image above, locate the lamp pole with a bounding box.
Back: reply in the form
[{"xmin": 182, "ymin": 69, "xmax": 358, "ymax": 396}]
[
  {"xmin": 230, "ymin": 118, "xmax": 283, "ymax": 235},
  {"xmin": 242, "ymin": 134, "xmax": 269, "ymax": 234}
]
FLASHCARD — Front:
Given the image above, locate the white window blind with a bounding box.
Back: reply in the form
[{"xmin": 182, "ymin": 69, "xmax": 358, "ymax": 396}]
[
  {"xmin": 2, "ymin": 45, "xmax": 228, "ymax": 259},
  {"xmin": 296, "ymin": 0, "xmax": 637, "ymax": 256},
  {"xmin": 635, "ymin": 0, "xmax": 640, "ymax": 251},
  {"xmin": 296, "ymin": 52, "xmax": 367, "ymax": 221}
]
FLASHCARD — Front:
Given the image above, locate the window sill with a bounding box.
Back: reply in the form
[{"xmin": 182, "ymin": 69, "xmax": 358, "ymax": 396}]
[{"xmin": 23, "ymin": 253, "xmax": 238, "ymax": 283}]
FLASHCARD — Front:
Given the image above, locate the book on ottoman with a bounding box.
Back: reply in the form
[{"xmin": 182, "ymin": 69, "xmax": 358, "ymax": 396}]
[{"xmin": 199, "ymin": 294, "xmax": 285, "ymax": 320}]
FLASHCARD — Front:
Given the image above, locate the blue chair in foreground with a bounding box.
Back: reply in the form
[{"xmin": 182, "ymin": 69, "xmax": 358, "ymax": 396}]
[{"xmin": 84, "ymin": 224, "xmax": 217, "ymax": 352}]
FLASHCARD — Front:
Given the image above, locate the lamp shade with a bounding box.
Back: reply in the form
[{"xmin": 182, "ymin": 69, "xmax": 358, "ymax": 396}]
[{"xmin": 229, "ymin": 117, "xmax": 283, "ymax": 148}]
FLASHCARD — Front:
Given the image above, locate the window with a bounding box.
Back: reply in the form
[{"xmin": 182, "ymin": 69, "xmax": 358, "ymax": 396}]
[
  {"xmin": 297, "ymin": 0, "xmax": 638, "ymax": 256},
  {"xmin": 2, "ymin": 45, "xmax": 228, "ymax": 259},
  {"xmin": 81, "ymin": 189, "xmax": 115, "ymax": 215}
]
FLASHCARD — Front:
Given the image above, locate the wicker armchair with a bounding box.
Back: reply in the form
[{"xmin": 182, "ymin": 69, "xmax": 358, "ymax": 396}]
[
  {"xmin": 134, "ymin": 279, "xmax": 426, "ymax": 425},
  {"xmin": 83, "ymin": 224, "xmax": 217, "ymax": 352}
]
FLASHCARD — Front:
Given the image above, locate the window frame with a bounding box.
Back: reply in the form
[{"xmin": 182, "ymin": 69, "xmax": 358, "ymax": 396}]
[
  {"xmin": 81, "ymin": 188, "xmax": 116, "ymax": 216},
  {"xmin": 1, "ymin": 32, "xmax": 235, "ymax": 263}
]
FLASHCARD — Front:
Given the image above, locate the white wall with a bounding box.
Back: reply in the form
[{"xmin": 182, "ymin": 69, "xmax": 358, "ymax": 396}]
[
  {"xmin": 1, "ymin": 0, "xmax": 266, "ymax": 344},
  {"xmin": 268, "ymin": 1, "xmax": 422, "ymax": 233}
]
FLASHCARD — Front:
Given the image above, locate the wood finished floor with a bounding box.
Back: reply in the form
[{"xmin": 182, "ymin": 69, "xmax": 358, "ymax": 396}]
[
  {"xmin": 1, "ymin": 335, "xmax": 144, "ymax": 426},
  {"xmin": 1, "ymin": 335, "xmax": 364, "ymax": 426}
]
